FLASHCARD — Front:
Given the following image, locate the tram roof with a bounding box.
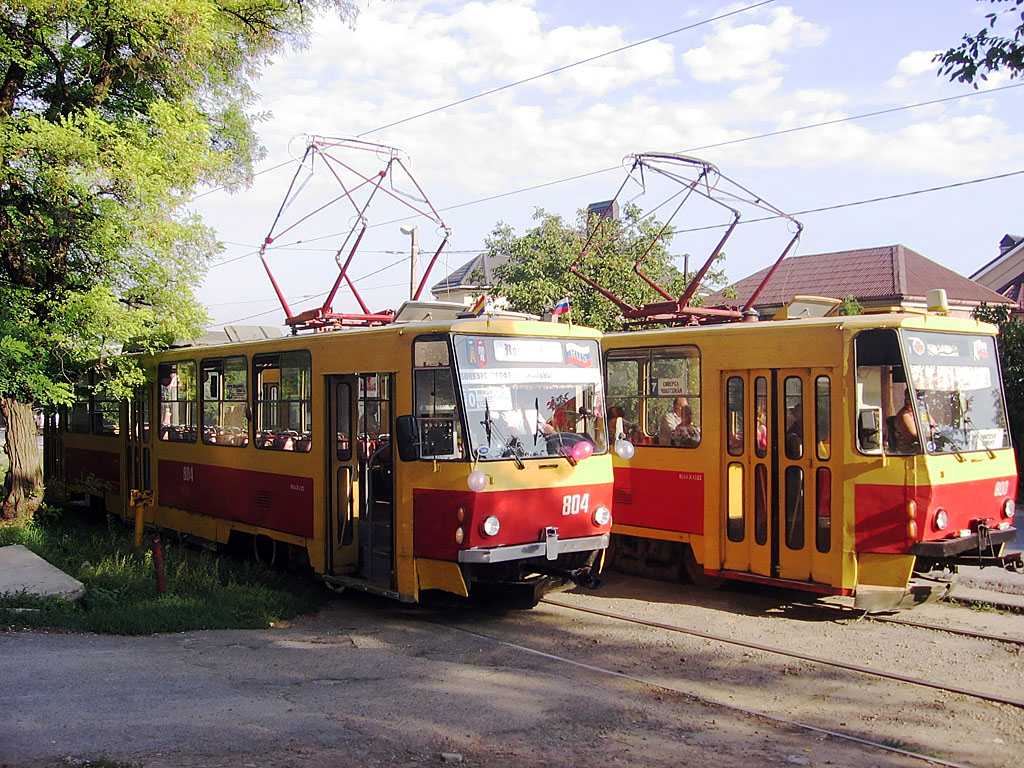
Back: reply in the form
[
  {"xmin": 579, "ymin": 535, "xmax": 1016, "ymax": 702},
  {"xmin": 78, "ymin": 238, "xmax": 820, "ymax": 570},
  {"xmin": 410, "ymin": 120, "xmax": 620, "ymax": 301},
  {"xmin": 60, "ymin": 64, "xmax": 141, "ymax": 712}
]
[
  {"xmin": 146, "ymin": 313, "xmax": 601, "ymax": 359},
  {"xmin": 603, "ymin": 311, "xmax": 998, "ymax": 344}
]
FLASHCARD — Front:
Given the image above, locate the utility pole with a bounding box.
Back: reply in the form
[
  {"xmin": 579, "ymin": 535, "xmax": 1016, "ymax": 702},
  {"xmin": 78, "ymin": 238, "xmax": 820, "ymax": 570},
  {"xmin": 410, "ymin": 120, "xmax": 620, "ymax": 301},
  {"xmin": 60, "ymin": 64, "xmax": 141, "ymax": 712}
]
[{"xmin": 400, "ymin": 225, "xmax": 419, "ymax": 299}]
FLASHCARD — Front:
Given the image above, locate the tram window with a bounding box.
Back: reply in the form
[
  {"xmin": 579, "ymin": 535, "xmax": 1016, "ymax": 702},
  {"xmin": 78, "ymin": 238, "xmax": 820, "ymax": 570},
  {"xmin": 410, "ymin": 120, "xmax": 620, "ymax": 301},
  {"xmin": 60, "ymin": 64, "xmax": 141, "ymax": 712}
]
[
  {"xmin": 648, "ymin": 347, "xmax": 701, "ymax": 448},
  {"xmin": 754, "ymin": 463, "xmax": 768, "ymax": 546},
  {"xmin": 727, "ymin": 462, "xmax": 744, "ymax": 542},
  {"xmin": 253, "ymin": 351, "xmax": 312, "ymax": 452},
  {"xmin": 335, "ymin": 382, "xmax": 353, "ymax": 461},
  {"xmin": 93, "ymin": 377, "xmax": 120, "ymax": 436},
  {"xmin": 754, "ymin": 377, "xmax": 768, "ymax": 458},
  {"xmin": 68, "ymin": 379, "xmax": 91, "ymax": 434},
  {"xmin": 359, "ymin": 373, "xmax": 390, "ymax": 458},
  {"xmin": 815, "ymin": 376, "xmax": 831, "ymax": 461},
  {"xmin": 140, "ymin": 386, "xmax": 151, "ymax": 443},
  {"xmin": 816, "ymin": 467, "xmax": 831, "ymax": 553},
  {"xmin": 785, "ymin": 465, "xmax": 805, "ymax": 550},
  {"xmin": 158, "ymin": 361, "xmax": 198, "ymax": 443},
  {"xmin": 855, "ymin": 329, "xmax": 919, "ymax": 456},
  {"xmin": 784, "ymin": 377, "xmax": 803, "ymax": 460},
  {"xmin": 201, "ymin": 356, "xmax": 249, "ymax": 448},
  {"xmin": 414, "ymin": 368, "xmax": 464, "ymax": 460},
  {"xmin": 726, "ymin": 377, "xmax": 744, "ymax": 456},
  {"xmin": 606, "ymin": 356, "xmax": 642, "ymax": 442}
]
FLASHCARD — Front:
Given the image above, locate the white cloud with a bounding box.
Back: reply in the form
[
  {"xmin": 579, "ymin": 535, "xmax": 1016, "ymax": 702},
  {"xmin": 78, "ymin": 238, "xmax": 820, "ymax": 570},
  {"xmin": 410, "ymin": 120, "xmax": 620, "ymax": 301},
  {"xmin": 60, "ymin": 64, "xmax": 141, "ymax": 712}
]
[
  {"xmin": 682, "ymin": 6, "xmax": 826, "ymax": 83},
  {"xmin": 887, "ymin": 49, "xmax": 941, "ymax": 88}
]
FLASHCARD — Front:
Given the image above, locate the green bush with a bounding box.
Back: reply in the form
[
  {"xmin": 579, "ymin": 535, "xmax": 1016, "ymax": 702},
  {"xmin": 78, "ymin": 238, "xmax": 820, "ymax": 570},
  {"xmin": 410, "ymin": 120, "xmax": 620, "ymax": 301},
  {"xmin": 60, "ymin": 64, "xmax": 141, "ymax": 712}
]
[{"xmin": 0, "ymin": 507, "xmax": 328, "ymax": 634}]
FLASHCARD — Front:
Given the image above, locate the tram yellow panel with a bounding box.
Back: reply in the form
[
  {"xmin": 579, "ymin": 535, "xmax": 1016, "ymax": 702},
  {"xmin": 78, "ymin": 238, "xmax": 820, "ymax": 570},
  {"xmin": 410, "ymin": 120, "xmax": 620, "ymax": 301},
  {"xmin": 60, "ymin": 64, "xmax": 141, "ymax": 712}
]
[{"xmin": 416, "ymin": 558, "xmax": 469, "ymax": 597}]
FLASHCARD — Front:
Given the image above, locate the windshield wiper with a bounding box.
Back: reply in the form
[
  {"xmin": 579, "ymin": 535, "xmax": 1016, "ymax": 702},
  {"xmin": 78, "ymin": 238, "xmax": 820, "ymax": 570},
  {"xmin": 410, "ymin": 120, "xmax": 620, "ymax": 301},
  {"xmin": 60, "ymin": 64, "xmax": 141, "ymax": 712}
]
[
  {"xmin": 963, "ymin": 415, "xmax": 997, "ymax": 458},
  {"xmin": 481, "ymin": 398, "xmax": 493, "ymax": 445}
]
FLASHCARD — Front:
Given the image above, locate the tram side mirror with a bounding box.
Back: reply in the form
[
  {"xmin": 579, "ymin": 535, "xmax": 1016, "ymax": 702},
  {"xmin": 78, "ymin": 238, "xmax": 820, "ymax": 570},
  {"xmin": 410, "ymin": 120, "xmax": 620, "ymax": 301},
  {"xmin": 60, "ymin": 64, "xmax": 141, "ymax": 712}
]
[
  {"xmin": 857, "ymin": 408, "xmax": 882, "ymax": 452},
  {"xmin": 395, "ymin": 415, "xmax": 420, "ymax": 462}
]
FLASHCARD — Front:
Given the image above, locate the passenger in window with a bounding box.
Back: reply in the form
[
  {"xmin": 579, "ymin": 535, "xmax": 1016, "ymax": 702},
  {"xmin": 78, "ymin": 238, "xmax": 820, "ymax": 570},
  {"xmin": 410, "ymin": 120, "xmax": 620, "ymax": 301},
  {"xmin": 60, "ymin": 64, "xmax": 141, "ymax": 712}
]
[
  {"xmin": 673, "ymin": 405, "xmax": 701, "ymax": 448},
  {"xmin": 890, "ymin": 390, "xmax": 920, "ymax": 449},
  {"xmin": 785, "ymin": 405, "xmax": 803, "ymax": 457},
  {"xmin": 658, "ymin": 397, "xmax": 688, "ymax": 445},
  {"xmin": 660, "ymin": 397, "xmax": 700, "ymax": 447}
]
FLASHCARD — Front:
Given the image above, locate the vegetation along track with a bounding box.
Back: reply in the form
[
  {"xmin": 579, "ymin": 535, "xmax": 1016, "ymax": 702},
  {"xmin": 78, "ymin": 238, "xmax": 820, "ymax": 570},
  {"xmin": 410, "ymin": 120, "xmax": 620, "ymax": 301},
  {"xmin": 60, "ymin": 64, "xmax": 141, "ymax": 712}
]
[{"xmin": 539, "ymin": 597, "xmax": 1024, "ymax": 709}]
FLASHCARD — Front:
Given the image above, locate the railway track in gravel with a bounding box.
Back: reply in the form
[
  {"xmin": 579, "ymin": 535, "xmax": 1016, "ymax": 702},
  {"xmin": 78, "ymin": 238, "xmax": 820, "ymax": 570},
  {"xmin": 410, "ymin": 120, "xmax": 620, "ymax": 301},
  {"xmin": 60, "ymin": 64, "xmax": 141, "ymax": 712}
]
[
  {"xmin": 540, "ymin": 597, "xmax": 1024, "ymax": 710},
  {"xmin": 427, "ymin": 607, "xmax": 990, "ymax": 768},
  {"xmin": 786, "ymin": 600, "xmax": 1024, "ymax": 646}
]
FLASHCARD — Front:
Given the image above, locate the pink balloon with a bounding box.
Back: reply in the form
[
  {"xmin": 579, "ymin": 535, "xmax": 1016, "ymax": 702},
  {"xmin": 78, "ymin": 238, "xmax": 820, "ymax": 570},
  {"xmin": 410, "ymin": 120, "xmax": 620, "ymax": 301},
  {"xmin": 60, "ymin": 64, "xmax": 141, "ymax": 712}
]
[{"xmin": 570, "ymin": 440, "xmax": 595, "ymax": 461}]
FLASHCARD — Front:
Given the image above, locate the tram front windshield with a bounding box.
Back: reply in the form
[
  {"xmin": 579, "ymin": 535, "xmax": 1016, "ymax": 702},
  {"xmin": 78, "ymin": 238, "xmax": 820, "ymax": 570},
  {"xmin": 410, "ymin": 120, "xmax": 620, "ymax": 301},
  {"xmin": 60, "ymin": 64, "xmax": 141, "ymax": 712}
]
[
  {"xmin": 453, "ymin": 335, "xmax": 607, "ymax": 461},
  {"xmin": 902, "ymin": 329, "xmax": 1010, "ymax": 454}
]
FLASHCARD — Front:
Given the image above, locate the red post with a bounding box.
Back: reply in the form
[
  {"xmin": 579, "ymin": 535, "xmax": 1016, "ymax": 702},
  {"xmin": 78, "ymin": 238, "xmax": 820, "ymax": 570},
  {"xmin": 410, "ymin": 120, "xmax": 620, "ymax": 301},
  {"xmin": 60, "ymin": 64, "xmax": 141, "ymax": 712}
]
[{"xmin": 152, "ymin": 534, "xmax": 166, "ymax": 595}]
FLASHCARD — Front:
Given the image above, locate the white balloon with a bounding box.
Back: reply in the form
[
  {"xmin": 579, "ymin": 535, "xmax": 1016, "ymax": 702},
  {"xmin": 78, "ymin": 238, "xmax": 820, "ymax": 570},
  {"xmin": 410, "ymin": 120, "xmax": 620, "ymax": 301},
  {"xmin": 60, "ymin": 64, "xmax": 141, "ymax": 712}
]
[
  {"xmin": 467, "ymin": 470, "xmax": 489, "ymax": 492},
  {"xmin": 614, "ymin": 440, "xmax": 636, "ymax": 460}
]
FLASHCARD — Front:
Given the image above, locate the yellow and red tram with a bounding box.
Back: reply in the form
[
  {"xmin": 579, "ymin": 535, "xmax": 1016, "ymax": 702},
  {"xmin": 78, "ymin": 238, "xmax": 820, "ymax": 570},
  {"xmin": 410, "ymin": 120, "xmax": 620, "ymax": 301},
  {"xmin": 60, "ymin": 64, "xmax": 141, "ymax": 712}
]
[
  {"xmin": 45, "ymin": 307, "xmax": 614, "ymax": 604},
  {"xmin": 603, "ymin": 310, "xmax": 1020, "ymax": 610}
]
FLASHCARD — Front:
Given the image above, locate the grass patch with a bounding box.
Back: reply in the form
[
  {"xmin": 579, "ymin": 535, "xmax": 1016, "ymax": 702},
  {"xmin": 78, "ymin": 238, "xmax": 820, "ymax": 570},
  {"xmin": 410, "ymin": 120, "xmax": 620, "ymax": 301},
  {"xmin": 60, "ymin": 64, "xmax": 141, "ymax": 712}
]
[{"xmin": 0, "ymin": 506, "xmax": 329, "ymax": 634}]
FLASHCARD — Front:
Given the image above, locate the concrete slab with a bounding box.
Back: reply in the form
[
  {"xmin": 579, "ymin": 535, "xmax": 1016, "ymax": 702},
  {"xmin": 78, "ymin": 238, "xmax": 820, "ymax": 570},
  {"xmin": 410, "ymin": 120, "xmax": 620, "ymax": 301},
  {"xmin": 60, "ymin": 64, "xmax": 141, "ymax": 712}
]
[{"xmin": 0, "ymin": 544, "xmax": 84, "ymax": 601}]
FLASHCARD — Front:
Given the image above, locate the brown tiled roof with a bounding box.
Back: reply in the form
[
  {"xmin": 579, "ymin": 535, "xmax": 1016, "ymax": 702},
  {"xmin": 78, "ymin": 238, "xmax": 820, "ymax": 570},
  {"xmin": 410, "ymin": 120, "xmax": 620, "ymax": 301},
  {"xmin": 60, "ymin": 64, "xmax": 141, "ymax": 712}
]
[{"xmin": 706, "ymin": 244, "xmax": 1010, "ymax": 309}]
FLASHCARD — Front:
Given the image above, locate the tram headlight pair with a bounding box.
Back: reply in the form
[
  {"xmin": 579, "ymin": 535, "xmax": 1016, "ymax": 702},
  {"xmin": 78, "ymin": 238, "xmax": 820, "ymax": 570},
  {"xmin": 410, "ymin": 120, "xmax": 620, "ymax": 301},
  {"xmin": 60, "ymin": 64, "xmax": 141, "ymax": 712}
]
[
  {"xmin": 1003, "ymin": 499, "xmax": 1016, "ymax": 519},
  {"xmin": 933, "ymin": 509, "xmax": 948, "ymax": 532},
  {"xmin": 593, "ymin": 505, "xmax": 612, "ymax": 527}
]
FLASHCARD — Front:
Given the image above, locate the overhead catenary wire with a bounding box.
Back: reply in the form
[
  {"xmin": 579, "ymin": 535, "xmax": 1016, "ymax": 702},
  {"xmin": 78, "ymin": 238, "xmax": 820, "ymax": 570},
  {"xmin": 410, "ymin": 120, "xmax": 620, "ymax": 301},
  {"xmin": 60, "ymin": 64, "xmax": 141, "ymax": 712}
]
[
  {"xmin": 208, "ymin": 81, "xmax": 1024, "ymax": 268},
  {"xmin": 356, "ymin": 1, "xmax": 777, "ymax": 138},
  {"xmin": 210, "ymin": 167, "xmax": 1024, "ymax": 327}
]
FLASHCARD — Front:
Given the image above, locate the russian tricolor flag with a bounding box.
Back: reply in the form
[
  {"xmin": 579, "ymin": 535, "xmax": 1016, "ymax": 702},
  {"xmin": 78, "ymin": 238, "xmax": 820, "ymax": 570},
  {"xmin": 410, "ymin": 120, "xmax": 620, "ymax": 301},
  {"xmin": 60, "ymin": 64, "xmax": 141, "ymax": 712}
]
[{"xmin": 552, "ymin": 297, "xmax": 571, "ymax": 315}]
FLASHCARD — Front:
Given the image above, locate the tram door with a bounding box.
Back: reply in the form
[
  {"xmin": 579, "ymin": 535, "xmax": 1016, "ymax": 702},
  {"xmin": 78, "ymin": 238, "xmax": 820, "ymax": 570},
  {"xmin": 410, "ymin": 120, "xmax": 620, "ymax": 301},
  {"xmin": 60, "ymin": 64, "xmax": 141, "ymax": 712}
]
[
  {"xmin": 722, "ymin": 369, "xmax": 832, "ymax": 583},
  {"xmin": 327, "ymin": 373, "xmax": 395, "ymax": 590},
  {"xmin": 124, "ymin": 386, "xmax": 152, "ymax": 509}
]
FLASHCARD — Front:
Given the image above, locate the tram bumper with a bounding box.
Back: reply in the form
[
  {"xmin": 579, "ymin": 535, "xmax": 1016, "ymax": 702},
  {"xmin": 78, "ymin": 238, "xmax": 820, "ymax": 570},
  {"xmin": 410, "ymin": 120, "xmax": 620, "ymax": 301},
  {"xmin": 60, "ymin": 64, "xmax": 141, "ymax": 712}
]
[
  {"xmin": 458, "ymin": 531, "xmax": 610, "ymax": 565},
  {"xmin": 911, "ymin": 525, "xmax": 1022, "ymax": 571}
]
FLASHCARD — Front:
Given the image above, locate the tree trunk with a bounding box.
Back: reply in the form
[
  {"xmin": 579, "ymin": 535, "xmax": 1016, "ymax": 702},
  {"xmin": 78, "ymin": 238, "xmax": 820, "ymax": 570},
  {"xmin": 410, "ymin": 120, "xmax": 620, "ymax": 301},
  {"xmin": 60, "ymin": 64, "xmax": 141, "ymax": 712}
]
[{"xmin": 0, "ymin": 398, "xmax": 44, "ymax": 520}]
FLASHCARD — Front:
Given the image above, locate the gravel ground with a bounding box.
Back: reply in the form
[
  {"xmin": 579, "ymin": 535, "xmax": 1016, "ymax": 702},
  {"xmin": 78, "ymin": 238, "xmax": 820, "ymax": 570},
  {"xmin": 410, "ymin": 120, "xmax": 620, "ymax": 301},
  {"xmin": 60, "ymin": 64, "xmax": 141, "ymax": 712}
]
[{"xmin": 1, "ymin": 573, "xmax": 1022, "ymax": 768}]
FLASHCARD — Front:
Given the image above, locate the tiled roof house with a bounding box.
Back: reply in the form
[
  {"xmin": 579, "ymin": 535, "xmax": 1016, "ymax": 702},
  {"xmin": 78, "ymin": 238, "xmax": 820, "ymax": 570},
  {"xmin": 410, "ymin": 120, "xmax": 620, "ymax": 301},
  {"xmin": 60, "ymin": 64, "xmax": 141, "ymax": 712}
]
[
  {"xmin": 705, "ymin": 244, "xmax": 1011, "ymax": 319},
  {"xmin": 970, "ymin": 234, "xmax": 1024, "ymax": 305},
  {"xmin": 430, "ymin": 251, "xmax": 510, "ymax": 306}
]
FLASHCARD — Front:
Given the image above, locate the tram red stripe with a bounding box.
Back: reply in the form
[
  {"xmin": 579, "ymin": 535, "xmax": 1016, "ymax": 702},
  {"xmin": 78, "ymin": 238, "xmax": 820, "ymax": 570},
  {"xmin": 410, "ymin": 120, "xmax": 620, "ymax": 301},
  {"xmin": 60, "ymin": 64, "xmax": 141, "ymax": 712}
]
[
  {"xmin": 610, "ymin": 467, "xmax": 704, "ymax": 535},
  {"xmin": 157, "ymin": 460, "xmax": 314, "ymax": 538},
  {"xmin": 855, "ymin": 475, "xmax": 1016, "ymax": 553},
  {"xmin": 413, "ymin": 484, "xmax": 613, "ymax": 561},
  {"xmin": 64, "ymin": 447, "xmax": 121, "ymax": 495}
]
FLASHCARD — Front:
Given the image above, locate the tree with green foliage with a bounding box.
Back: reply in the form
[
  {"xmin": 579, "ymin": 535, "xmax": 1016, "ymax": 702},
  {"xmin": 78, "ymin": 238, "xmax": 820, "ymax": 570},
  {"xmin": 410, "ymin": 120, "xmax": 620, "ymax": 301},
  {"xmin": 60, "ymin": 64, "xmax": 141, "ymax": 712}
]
[
  {"xmin": 0, "ymin": 0, "xmax": 357, "ymax": 519},
  {"xmin": 936, "ymin": 0, "xmax": 1024, "ymax": 86},
  {"xmin": 485, "ymin": 205, "xmax": 729, "ymax": 332},
  {"xmin": 838, "ymin": 295, "xmax": 863, "ymax": 316},
  {"xmin": 973, "ymin": 302, "xmax": 1024, "ymax": 472}
]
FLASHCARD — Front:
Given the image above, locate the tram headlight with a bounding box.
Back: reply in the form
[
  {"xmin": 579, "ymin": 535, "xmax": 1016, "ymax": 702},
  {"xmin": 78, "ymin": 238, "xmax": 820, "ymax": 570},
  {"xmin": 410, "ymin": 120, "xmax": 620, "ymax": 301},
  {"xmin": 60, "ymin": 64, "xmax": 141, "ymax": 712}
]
[
  {"xmin": 481, "ymin": 515, "xmax": 501, "ymax": 537},
  {"xmin": 467, "ymin": 470, "xmax": 489, "ymax": 492},
  {"xmin": 1003, "ymin": 499, "xmax": 1016, "ymax": 519},
  {"xmin": 933, "ymin": 509, "xmax": 948, "ymax": 532},
  {"xmin": 593, "ymin": 505, "xmax": 611, "ymax": 527},
  {"xmin": 455, "ymin": 526, "xmax": 465, "ymax": 545},
  {"xmin": 907, "ymin": 519, "xmax": 918, "ymax": 539}
]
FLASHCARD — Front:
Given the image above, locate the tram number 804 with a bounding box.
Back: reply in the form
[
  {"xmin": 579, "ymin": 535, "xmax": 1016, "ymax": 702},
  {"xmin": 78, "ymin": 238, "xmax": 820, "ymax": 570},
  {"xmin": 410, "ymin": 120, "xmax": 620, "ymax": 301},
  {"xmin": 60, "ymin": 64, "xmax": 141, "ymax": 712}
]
[{"xmin": 562, "ymin": 493, "xmax": 590, "ymax": 516}]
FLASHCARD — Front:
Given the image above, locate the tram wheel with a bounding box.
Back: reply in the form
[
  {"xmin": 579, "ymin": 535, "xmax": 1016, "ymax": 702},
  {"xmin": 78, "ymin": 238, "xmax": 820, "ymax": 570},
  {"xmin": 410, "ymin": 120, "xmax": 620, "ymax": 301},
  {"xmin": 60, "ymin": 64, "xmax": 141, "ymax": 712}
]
[{"xmin": 682, "ymin": 544, "xmax": 725, "ymax": 590}]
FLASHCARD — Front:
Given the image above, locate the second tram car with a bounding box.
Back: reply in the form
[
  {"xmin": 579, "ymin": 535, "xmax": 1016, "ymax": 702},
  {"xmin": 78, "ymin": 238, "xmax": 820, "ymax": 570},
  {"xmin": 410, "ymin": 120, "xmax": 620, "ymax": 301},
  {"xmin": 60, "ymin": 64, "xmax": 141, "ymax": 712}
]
[
  {"xmin": 45, "ymin": 307, "xmax": 614, "ymax": 604},
  {"xmin": 603, "ymin": 310, "xmax": 1021, "ymax": 610}
]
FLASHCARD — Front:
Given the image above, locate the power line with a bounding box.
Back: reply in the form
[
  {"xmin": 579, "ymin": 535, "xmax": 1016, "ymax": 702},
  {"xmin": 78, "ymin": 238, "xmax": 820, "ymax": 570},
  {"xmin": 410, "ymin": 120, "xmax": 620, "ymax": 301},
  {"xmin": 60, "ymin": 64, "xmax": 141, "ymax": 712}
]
[
  {"xmin": 211, "ymin": 170, "xmax": 1024, "ymax": 326},
  {"xmin": 357, "ymin": 1, "xmax": 776, "ymax": 138},
  {"xmin": 214, "ymin": 81, "xmax": 1022, "ymax": 264}
]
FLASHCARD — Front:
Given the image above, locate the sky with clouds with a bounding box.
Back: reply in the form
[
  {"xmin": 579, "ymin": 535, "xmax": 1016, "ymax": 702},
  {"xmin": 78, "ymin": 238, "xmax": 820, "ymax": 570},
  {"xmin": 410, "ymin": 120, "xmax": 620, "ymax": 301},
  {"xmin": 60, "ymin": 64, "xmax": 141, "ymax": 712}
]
[{"xmin": 194, "ymin": 0, "xmax": 1024, "ymax": 329}]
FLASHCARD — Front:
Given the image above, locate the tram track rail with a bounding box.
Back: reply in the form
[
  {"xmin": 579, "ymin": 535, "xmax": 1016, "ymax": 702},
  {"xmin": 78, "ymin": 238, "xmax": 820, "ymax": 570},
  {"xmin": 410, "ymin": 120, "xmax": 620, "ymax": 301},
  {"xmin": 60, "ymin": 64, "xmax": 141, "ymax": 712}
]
[
  {"xmin": 790, "ymin": 600, "xmax": 1024, "ymax": 646},
  {"xmin": 429, "ymin": 612, "xmax": 981, "ymax": 768},
  {"xmin": 540, "ymin": 597, "xmax": 1024, "ymax": 710}
]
